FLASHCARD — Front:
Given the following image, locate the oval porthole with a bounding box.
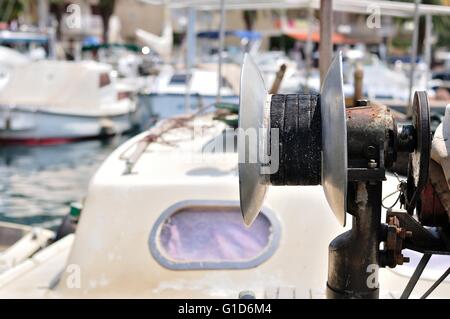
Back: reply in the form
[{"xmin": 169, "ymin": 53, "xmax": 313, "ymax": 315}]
[{"xmin": 149, "ymin": 200, "xmax": 281, "ymax": 270}]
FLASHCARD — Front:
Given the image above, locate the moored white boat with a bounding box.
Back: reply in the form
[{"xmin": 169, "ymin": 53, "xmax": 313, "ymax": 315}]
[
  {"xmin": 140, "ymin": 64, "xmax": 239, "ymax": 119},
  {"xmin": 0, "ymin": 60, "xmax": 137, "ymax": 145},
  {"xmin": 0, "ymin": 46, "xmax": 29, "ymax": 92},
  {"xmin": 0, "ymin": 113, "xmax": 449, "ymax": 298}
]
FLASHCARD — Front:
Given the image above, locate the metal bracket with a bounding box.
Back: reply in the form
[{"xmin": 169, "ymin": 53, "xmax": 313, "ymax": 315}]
[{"xmin": 387, "ymin": 209, "xmax": 450, "ymax": 255}]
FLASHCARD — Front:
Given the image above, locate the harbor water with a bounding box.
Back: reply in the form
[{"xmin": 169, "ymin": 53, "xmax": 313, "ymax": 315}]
[{"xmin": 0, "ymin": 135, "xmax": 130, "ymax": 230}]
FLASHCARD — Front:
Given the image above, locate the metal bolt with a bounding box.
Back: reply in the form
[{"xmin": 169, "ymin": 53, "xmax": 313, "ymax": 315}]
[
  {"xmin": 367, "ymin": 145, "xmax": 377, "ymax": 157},
  {"xmin": 368, "ymin": 159, "xmax": 377, "ymax": 169},
  {"xmin": 396, "ymin": 254, "xmax": 410, "ymax": 265},
  {"xmin": 356, "ymin": 99, "xmax": 369, "ymax": 107}
]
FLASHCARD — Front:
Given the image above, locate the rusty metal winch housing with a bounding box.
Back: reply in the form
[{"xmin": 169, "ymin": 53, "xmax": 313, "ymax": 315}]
[
  {"xmin": 265, "ymin": 93, "xmax": 432, "ymax": 298},
  {"xmin": 238, "ymin": 53, "xmax": 450, "ymax": 299}
]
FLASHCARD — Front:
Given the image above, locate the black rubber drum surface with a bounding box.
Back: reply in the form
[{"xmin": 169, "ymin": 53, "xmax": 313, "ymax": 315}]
[{"xmin": 269, "ymin": 93, "xmax": 321, "ymax": 186}]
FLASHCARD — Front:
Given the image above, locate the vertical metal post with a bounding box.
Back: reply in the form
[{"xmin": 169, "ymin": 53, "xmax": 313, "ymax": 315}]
[
  {"xmin": 186, "ymin": 7, "xmax": 197, "ymax": 70},
  {"xmin": 48, "ymin": 26, "xmax": 57, "ymax": 60},
  {"xmin": 424, "ymin": 14, "xmax": 433, "ymax": 92},
  {"xmin": 185, "ymin": 7, "xmax": 197, "ymax": 114},
  {"xmin": 353, "ymin": 63, "xmax": 363, "ymax": 106},
  {"xmin": 327, "ymin": 182, "xmax": 382, "ymax": 299},
  {"xmin": 38, "ymin": 0, "xmax": 49, "ymax": 30},
  {"xmin": 217, "ymin": 0, "xmax": 226, "ymax": 103},
  {"xmin": 407, "ymin": 0, "xmax": 421, "ymax": 115},
  {"xmin": 319, "ymin": 0, "xmax": 333, "ymax": 86},
  {"xmin": 305, "ymin": 6, "xmax": 314, "ymax": 93}
]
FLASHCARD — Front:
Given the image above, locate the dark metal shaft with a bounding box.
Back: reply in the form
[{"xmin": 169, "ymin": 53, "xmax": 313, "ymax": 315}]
[{"xmin": 327, "ymin": 181, "xmax": 382, "ymax": 299}]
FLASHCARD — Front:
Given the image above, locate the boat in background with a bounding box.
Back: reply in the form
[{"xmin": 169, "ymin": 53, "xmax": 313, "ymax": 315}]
[
  {"xmin": 252, "ymin": 51, "xmax": 308, "ymax": 94},
  {"xmin": 0, "ymin": 46, "xmax": 29, "ymax": 91},
  {"xmin": 0, "ymin": 29, "xmax": 55, "ymax": 60},
  {"xmin": 140, "ymin": 63, "xmax": 239, "ymax": 120},
  {"xmin": 81, "ymin": 43, "xmax": 163, "ymax": 87},
  {"xmin": 195, "ymin": 31, "xmax": 304, "ymax": 94},
  {"xmin": 0, "ymin": 60, "xmax": 137, "ymax": 145},
  {"xmin": 342, "ymin": 51, "xmax": 423, "ymax": 101}
]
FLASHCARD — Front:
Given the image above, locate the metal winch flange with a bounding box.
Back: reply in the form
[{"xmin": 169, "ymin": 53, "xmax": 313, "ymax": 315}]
[{"xmin": 239, "ymin": 52, "xmax": 348, "ymax": 227}]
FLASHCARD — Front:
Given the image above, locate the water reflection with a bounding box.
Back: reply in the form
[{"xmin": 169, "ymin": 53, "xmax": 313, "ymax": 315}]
[{"xmin": 0, "ymin": 135, "xmax": 129, "ymax": 229}]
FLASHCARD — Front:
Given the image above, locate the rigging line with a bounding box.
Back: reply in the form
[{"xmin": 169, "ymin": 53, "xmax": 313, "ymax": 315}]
[
  {"xmin": 420, "ymin": 266, "xmax": 450, "ymax": 299},
  {"xmin": 400, "ymin": 253, "xmax": 432, "ymax": 299}
]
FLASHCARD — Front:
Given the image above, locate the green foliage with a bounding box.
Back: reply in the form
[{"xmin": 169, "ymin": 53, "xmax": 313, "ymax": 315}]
[
  {"xmin": 0, "ymin": 0, "xmax": 24, "ymax": 22},
  {"xmin": 391, "ymin": 0, "xmax": 450, "ymax": 49},
  {"xmin": 392, "ymin": 36, "xmax": 412, "ymax": 50},
  {"xmin": 433, "ymin": 13, "xmax": 450, "ymax": 47},
  {"xmin": 421, "ymin": 0, "xmax": 450, "ymax": 48}
]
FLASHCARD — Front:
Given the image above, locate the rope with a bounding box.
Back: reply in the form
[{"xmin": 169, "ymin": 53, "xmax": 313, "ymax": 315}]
[{"xmin": 119, "ymin": 103, "xmax": 217, "ymax": 173}]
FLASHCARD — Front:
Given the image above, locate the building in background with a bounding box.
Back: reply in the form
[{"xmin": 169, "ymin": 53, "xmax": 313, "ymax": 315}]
[{"xmin": 114, "ymin": 0, "xmax": 164, "ymax": 42}]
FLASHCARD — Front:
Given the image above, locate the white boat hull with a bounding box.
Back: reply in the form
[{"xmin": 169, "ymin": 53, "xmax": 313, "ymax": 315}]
[
  {"xmin": 0, "ymin": 222, "xmax": 54, "ymax": 274},
  {"xmin": 141, "ymin": 93, "xmax": 239, "ymax": 119},
  {"xmin": 2, "ymin": 116, "xmax": 449, "ymax": 298},
  {"xmin": 0, "ymin": 104, "xmax": 136, "ymax": 144}
]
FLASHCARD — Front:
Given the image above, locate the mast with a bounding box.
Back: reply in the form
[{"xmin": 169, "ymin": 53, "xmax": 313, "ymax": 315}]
[
  {"xmin": 408, "ymin": 0, "xmax": 421, "ymax": 115},
  {"xmin": 319, "ymin": 0, "xmax": 333, "ymax": 86},
  {"xmin": 217, "ymin": 0, "xmax": 226, "ymax": 103},
  {"xmin": 185, "ymin": 7, "xmax": 197, "ymax": 113},
  {"xmin": 423, "ymin": 14, "xmax": 433, "ymax": 92}
]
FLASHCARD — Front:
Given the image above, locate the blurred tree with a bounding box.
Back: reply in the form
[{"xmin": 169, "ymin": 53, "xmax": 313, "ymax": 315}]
[
  {"xmin": 0, "ymin": 0, "xmax": 24, "ymax": 22},
  {"xmin": 417, "ymin": 0, "xmax": 450, "ymax": 51},
  {"xmin": 49, "ymin": 0, "xmax": 65, "ymax": 39},
  {"xmin": 429, "ymin": 1, "xmax": 450, "ymax": 47},
  {"xmin": 243, "ymin": 10, "xmax": 257, "ymax": 31},
  {"xmin": 98, "ymin": 0, "xmax": 116, "ymax": 44},
  {"xmin": 392, "ymin": 0, "xmax": 450, "ymax": 53}
]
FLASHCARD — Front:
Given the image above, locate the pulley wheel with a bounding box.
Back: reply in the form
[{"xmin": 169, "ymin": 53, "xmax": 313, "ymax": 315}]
[{"xmin": 406, "ymin": 91, "xmax": 431, "ymax": 213}]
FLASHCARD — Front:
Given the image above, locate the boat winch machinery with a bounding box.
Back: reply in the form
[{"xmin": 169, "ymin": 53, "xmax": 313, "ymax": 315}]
[{"xmin": 238, "ymin": 52, "xmax": 450, "ymax": 299}]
